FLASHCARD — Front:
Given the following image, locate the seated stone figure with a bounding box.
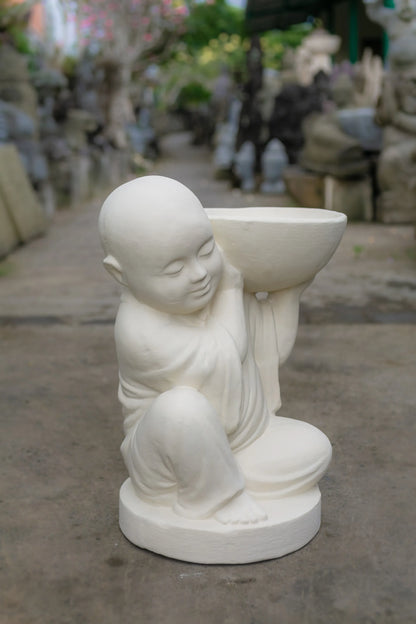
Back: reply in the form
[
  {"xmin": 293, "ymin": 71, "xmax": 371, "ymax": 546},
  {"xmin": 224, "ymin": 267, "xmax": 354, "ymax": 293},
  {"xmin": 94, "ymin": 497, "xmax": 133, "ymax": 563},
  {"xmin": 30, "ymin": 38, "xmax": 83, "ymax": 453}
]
[
  {"xmin": 99, "ymin": 175, "xmax": 332, "ymax": 533},
  {"xmin": 364, "ymin": 0, "xmax": 416, "ymax": 221}
]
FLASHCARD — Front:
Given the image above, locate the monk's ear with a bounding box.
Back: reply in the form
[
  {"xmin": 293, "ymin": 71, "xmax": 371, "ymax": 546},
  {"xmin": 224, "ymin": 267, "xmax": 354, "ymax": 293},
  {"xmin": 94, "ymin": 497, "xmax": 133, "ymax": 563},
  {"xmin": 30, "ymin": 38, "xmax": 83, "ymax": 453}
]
[{"xmin": 103, "ymin": 255, "xmax": 126, "ymax": 285}]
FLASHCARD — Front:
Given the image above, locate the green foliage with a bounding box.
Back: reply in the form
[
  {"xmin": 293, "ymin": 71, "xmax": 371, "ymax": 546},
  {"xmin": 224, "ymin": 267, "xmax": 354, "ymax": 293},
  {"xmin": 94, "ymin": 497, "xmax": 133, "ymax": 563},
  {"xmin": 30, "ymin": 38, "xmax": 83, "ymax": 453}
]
[
  {"xmin": 157, "ymin": 3, "xmax": 313, "ymax": 112},
  {"xmin": 61, "ymin": 55, "xmax": 78, "ymax": 79},
  {"xmin": 156, "ymin": 32, "xmax": 247, "ymax": 111},
  {"xmin": 0, "ymin": 0, "xmax": 34, "ymax": 53},
  {"xmin": 176, "ymin": 81, "xmax": 212, "ymax": 107},
  {"xmin": 183, "ymin": 0, "xmax": 244, "ymax": 51},
  {"xmin": 353, "ymin": 245, "xmax": 364, "ymax": 259},
  {"xmin": 261, "ymin": 24, "xmax": 313, "ymax": 68},
  {"xmin": 7, "ymin": 25, "xmax": 32, "ymax": 54}
]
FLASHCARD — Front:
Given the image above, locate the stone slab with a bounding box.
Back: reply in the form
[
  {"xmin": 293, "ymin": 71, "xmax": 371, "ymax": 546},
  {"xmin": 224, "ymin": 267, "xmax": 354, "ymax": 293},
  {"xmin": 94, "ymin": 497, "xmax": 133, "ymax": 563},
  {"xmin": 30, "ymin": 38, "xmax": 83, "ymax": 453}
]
[
  {"xmin": 283, "ymin": 165, "xmax": 324, "ymax": 208},
  {"xmin": 0, "ymin": 192, "xmax": 19, "ymax": 258},
  {"xmin": 377, "ymin": 191, "xmax": 416, "ymax": 224},
  {"xmin": 0, "ymin": 143, "xmax": 47, "ymax": 242},
  {"xmin": 324, "ymin": 175, "xmax": 373, "ymax": 221}
]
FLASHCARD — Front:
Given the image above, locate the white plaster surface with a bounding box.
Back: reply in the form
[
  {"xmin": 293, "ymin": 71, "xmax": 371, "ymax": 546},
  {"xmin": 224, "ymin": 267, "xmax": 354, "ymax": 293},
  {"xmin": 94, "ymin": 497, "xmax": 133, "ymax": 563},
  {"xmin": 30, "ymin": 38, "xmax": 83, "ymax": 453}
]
[
  {"xmin": 120, "ymin": 479, "xmax": 321, "ymax": 564},
  {"xmin": 99, "ymin": 175, "xmax": 345, "ymax": 563}
]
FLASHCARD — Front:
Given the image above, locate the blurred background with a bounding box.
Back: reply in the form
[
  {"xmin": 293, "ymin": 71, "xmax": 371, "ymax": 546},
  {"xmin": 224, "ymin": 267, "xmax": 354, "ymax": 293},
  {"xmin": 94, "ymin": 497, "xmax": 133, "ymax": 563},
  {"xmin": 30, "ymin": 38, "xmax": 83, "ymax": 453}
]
[
  {"xmin": 1, "ymin": 5, "xmax": 416, "ymax": 623},
  {"xmin": 2, "ymin": 0, "xmax": 410, "ymax": 261}
]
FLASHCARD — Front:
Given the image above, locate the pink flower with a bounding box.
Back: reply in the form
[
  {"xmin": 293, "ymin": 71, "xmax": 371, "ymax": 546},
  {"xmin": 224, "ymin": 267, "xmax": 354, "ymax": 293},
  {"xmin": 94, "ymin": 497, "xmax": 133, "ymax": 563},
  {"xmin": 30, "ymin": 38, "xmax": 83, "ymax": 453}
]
[
  {"xmin": 175, "ymin": 5, "xmax": 187, "ymax": 15},
  {"xmin": 144, "ymin": 33, "xmax": 153, "ymax": 42},
  {"xmin": 80, "ymin": 16, "xmax": 94, "ymax": 28}
]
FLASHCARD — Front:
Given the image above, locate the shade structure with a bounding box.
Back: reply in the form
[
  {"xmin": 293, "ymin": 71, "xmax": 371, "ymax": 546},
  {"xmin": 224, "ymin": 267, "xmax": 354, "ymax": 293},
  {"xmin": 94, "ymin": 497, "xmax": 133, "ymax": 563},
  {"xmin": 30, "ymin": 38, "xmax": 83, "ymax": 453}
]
[{"xmin": 245, "ymin": 0, "xmax": 347, "ymax": 33}]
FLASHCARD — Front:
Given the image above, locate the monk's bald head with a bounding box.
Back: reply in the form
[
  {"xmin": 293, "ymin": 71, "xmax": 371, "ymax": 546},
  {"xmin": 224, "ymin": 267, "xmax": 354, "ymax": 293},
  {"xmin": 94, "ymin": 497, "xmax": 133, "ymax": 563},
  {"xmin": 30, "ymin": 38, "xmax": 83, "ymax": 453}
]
[
  {"xmin": 98, "ymin": 175, "xmax": 223, "ymax": 314},
  {"xmin": 99, "ymin": 175, "xmax": 208, "ymax": 263}
]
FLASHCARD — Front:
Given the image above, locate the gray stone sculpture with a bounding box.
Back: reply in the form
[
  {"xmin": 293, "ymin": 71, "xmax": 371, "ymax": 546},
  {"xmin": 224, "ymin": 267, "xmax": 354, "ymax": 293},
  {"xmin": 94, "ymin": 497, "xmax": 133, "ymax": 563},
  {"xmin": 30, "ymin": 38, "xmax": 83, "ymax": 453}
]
[
  {"xmin": 261, "ymin": 139, "xmax": 288, "ymax": 194},
  {"xmin": 233, "ymin": 141, "xmax": 256, "ymax": 192},
  {"xmin": 336, "ymin": 108, "xmax": 382, "ymax": 152},
  {"xmin": 364, "ymin": 0, "xmax": 416, "ymax": 222}
]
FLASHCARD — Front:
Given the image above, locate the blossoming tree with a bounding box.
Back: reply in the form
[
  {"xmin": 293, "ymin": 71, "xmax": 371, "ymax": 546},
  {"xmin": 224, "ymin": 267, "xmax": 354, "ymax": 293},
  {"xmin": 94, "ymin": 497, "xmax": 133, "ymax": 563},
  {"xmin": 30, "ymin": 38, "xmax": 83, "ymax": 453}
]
[{"xmin": 71, "ymin": 0, "xmax": 187, "ymax": 147}]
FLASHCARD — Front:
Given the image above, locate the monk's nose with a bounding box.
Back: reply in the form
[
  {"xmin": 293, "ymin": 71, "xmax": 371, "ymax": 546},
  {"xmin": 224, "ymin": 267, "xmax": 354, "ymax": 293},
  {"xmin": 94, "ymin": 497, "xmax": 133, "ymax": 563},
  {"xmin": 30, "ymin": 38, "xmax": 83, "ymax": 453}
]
[{"xmin": 190, "ymin": 259, "xmax": 208, "ymax": 282}]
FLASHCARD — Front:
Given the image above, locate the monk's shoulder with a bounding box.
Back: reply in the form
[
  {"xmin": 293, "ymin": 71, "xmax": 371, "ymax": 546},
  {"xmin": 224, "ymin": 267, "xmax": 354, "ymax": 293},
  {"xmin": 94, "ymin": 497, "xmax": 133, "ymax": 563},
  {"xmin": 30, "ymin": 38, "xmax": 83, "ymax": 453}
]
[{"xmin": 114, "ymin": 300, "xmax": 164, "ymax": 364}]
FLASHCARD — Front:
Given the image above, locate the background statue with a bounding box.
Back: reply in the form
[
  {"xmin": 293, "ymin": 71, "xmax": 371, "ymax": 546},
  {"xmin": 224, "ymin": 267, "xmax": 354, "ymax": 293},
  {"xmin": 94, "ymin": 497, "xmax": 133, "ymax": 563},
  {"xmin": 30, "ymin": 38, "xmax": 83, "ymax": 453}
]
[
  {"xmin": 364, "ymin": 0, "xmax": 416, "ymax": 70},
  {"xmin": 365, "ymin": 0, "xmax": 416, "ymax": 221}
]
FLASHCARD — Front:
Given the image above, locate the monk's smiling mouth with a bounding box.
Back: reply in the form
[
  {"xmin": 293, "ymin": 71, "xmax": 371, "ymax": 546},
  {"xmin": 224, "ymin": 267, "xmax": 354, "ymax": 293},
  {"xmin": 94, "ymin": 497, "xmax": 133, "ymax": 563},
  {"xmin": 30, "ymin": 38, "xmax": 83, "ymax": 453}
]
[{"xmin": 191, "ymin": 280, "xmax": 212, "ymax": 296}]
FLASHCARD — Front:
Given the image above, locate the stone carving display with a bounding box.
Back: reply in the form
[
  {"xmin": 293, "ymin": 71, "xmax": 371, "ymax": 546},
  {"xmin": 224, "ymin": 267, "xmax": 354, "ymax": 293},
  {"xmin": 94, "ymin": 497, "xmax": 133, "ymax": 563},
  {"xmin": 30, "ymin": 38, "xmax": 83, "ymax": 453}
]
[
  {"xmin": 235, "ymin": 36, "xmax": 264, "ymax": 170},
  {"xmin": 299, "ymin": 72, "xmax": 372, "ymax": 178},
  {"xmin": 0, "ymin": 143, "xmax": 47, "ymax": 258},
  {"xmin": 0, "ymin": 44, "xmax": 39, "ymax": 132},
  {"xmin": 268, "ymin": 80, "xmax": 324, "ymax": 164},
  {"xmin": 300, "ymin": 112, "xmax": 369, "ymax": 178},
  {"xmin": 99, "ymin": 175, "xmax": 347, "ymax": 563},
  {"xmin": 295, "ymin": 29, "xmax": 341, "ymax": 86},
  {"xmin": 336, "ymin": 107, "xmax": 382, "ymax": 152},
  {"xmin": 0, "ymin": 45, "xmax": 54, "ymax": 215},
  {"xmin": 213, "ymin": 100, "xmax": 242, "ymax": 177},
  {"xmin": 260, "ymin": 138, "xmax": 288, "ymax": 193},
  {"xmin": 233, "ymin": 141, "xmax": 256, "ymax": 191},
  {"xmin": 353, "ymin": 48, "xmax": 383, "ymax": 108},
  {"xmin": 213, "ymin": 122, "xmax": 238, "ymax": 175},
  {"xmin": 364, "ymin": 0, "xmax": 416, "ymax": 222}
]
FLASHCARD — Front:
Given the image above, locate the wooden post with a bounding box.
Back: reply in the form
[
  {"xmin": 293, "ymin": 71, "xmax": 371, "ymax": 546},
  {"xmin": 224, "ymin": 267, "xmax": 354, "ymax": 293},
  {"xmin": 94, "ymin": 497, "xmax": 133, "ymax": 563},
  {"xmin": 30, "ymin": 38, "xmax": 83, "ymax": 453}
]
[{"xmin": 349, "ymin": 0, "xmax": 359, "ymax": 64}]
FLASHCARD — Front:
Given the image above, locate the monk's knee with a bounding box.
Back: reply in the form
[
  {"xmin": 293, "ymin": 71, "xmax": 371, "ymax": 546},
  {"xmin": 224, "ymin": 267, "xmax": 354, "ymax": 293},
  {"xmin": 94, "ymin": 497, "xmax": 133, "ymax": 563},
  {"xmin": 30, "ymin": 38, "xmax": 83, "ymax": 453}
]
[{"xmin": 146, "ymin": 386, "xmax": 219, "ymax": 434}]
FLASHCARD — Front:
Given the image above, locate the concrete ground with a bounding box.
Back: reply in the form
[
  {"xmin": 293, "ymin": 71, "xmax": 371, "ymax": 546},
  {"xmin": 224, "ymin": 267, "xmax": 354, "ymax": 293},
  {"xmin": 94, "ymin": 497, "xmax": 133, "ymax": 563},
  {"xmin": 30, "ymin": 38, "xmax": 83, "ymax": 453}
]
[{"xmin": 1, "ymin": 133, "xmax": 415, "ymax": 624}]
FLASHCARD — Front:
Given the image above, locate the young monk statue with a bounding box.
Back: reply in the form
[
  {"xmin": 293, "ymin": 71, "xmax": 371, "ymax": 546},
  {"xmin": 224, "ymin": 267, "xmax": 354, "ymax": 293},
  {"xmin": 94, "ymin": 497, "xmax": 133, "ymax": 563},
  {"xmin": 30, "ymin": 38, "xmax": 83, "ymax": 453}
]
[{"xmin": 99, "ymin": 175, "xmax": 335, "ymax": 559}]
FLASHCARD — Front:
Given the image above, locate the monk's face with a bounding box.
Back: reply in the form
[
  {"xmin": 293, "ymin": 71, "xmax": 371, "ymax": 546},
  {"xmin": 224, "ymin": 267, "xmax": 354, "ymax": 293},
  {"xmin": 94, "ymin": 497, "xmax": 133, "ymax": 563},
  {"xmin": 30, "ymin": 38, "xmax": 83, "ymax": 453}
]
[
  {"xmin": 398, "ymin": 0, "xmax": 415, "ymax": 20},
  {"xmin": 121, "ymin": 207, "xmax": 223, "ymax": 315}
]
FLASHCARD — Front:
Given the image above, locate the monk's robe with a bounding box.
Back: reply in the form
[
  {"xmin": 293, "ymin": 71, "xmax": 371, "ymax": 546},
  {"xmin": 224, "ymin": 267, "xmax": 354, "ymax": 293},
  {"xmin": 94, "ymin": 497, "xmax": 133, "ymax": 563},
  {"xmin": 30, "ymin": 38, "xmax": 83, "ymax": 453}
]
[{"xmin": 114, "ymin": 271, "xmax": 330, "ymax": 517}]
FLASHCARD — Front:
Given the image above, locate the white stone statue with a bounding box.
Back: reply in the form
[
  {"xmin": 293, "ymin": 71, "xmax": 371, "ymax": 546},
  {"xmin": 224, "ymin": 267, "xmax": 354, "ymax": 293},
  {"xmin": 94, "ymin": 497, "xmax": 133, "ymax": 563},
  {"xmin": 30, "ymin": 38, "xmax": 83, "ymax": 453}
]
[
  {"xmin": 295, "ymin": 29, "xmax": 341, "ymax": 86},
  {"xmin": 99, "ymin": 176, "xmax": 346, "ymax": 563}
]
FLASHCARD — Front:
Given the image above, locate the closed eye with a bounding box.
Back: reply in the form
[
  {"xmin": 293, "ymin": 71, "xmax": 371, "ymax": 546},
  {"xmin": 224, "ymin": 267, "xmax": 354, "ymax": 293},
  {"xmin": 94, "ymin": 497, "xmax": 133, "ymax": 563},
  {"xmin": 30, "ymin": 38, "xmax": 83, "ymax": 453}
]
[
  {"xmin": 163, "ymin": 261, "xmax": 184, "ymax": 276},
  {"xmin": 198, "ymin": 238, "xmax": 215, "ymax": 257}
]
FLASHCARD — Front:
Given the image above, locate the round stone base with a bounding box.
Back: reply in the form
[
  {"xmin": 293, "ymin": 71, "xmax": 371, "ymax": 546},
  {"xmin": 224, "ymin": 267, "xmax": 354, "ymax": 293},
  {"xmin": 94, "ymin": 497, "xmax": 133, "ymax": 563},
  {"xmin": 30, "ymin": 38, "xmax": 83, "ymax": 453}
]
[{"xmin": 119, "ymin": 479, "xmax": 322, "ymax": 564}]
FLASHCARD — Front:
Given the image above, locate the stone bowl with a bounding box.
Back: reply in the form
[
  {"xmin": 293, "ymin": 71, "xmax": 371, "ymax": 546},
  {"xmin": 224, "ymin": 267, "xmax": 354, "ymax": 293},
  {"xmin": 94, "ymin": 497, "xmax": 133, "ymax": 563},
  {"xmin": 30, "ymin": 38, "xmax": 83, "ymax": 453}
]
[{"xmin": 205, "ymin": 207, "xmax": 347, "ymax": 292}]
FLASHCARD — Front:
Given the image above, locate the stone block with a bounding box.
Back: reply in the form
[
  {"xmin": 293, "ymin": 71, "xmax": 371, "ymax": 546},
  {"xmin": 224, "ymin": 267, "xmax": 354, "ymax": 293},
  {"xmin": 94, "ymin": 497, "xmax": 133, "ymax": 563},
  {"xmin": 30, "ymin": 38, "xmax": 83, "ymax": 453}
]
[
  {"xmin": 377, "ymin": 191, "xmax": 416, "ymax": 224},
  {"xmin": 283, "ymin": 166, "xmax": 324, "ymax": 208},
  {"xmin": 0, "ymin": 193, "xmax": 19, "ymax": 259},
  {"xmin": 324, "ymin": 175, "xmax": 373, "ymax": 221},
  {"xmin": 0, "ymin": 143, "xmax": 47, "ymax": 242}
]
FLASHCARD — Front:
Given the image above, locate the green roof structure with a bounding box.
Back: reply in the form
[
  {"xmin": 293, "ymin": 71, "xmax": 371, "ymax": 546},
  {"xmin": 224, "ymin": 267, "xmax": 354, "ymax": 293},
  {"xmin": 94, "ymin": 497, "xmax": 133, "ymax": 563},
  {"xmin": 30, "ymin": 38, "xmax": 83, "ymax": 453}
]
[
  {"xmin": 245, "ymin": 0, "xmax": 349, "ymax": 33},
  {"xmin": 245, "ymin": 0, "xmax": 387, "ymax": 65}
]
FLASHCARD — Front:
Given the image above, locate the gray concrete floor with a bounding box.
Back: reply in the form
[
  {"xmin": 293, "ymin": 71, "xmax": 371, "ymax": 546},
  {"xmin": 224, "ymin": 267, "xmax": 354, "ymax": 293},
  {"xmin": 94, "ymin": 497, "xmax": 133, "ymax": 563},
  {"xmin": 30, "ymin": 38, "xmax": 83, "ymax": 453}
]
[{"xmin": 1, "ymin": 133, "xmax": 416, "ymax": 624}]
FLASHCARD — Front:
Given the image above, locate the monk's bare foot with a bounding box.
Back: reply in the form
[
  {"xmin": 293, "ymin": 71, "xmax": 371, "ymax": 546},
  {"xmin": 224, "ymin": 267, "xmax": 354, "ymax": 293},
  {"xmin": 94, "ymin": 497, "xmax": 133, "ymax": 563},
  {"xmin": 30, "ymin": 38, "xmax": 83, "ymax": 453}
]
[{"xmin": 215, "ymin": 491, "xmax": 267, "ymax": 525}]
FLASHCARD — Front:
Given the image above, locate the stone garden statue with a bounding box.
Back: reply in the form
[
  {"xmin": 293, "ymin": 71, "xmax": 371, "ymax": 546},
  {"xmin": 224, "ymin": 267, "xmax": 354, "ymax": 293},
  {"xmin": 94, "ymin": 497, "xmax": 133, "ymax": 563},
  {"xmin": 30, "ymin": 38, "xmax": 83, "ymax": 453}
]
[
  {"xmin": 233, "ymin": 141, "xmax": 256, "ymax": 191},
  {"xmin": 364, "ymin": 0, "xmax": 416, "ymax": 67},
  {"xmin": 261, "ymin": 138, "xmax": 288, "ymax": 193},
  {"xmin": 295, "ymin": 29, "xmax": 341, "ymax": 86},
  {"xmin": 99, "ymin": 175, "xmax": 346, "ymax": 563},
  {"xmin": 364, "ymin": 0, "xmax": 416, "ymax": 221}
]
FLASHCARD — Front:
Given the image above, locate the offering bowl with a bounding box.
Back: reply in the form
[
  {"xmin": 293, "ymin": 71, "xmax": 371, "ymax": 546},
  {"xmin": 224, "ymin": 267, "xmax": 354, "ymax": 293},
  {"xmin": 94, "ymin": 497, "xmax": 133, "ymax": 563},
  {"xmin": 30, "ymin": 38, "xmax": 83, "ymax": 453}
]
[{"xmin": 206, "ymin": 207, "xmax": 347, "ymax": 292}]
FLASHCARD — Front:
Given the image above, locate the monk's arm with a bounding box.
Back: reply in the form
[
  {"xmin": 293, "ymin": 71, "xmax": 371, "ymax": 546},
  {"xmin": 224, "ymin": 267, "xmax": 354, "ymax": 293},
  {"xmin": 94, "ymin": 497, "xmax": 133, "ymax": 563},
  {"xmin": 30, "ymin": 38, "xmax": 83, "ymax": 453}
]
[{"xmin": 267, "ymin": 282, "xmax": 311, "ymax": 365}]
